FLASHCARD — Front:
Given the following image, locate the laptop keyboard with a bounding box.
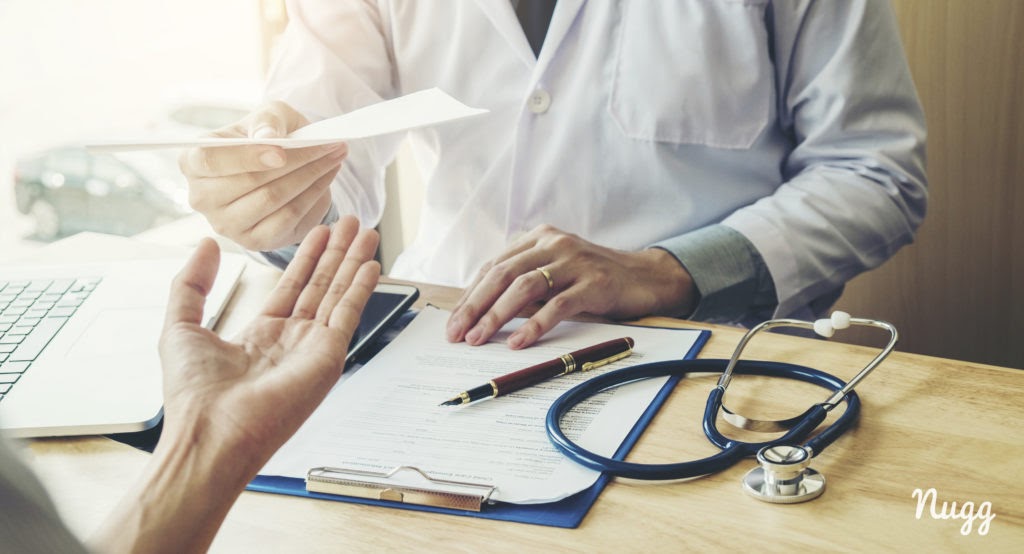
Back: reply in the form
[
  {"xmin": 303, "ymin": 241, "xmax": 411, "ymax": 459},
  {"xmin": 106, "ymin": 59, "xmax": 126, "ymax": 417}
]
[{"xmin": 0, "ymin": 277, "xmax": 102, "ymax": 402}]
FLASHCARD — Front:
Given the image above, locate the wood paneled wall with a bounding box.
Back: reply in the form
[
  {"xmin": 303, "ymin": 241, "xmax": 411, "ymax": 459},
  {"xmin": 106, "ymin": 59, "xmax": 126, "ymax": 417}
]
[{"xmin": 835, "ymin": 0, "xmax": 1023, "ymax": 368}]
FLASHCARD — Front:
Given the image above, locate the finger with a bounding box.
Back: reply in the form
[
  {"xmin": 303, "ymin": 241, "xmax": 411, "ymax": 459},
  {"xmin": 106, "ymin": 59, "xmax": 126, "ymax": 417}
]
[
  {"xmin": 187, "ymin": 142, "xmax": 344, "ymax": 200},
  {"xmin": 461, "ymin": 265, "xmax": 556, "ymax": 346},
  {"xmin": 450, "ymin": 231, "xmax": 542, "ymax": 315},
  {"xmin": 188, "ymin": 143, "xmax": 345, "ymax": 211},
  {"xmin": 261, "ymin": 225, "xmax": 331, "ymax": 317},
  {"xmin": 328, "ymin": 260, "xmax": 382, "ymax": 332},
  {"xmin": 506, "ymin": 285, "xmax": 588, "ymax": 349},
  {"xmin": 448, "ymin": 223, "xmax": 562, "ymax": 328},
  {"xmin": 180, "ymin": 101, "xmax": 319, "ymax": 179},
  {"xmin": 163, "ymin": 238, "xmax": 221, "ymax": 329},
  {"xmin": 291, "ymin": 217, "xmax": 361, "ymax": 319},
  {"xmin": 245, "ymin": 187, "xmax": 333, "ymax": 253},
  {"xmin": 247, "ymin": 109, "xmax": 287, "ymax": 140},
  {"xmin": 179, "ymin": 102, "xmax": 281, "ymax": 179},
  {"xmin": 290, "ymin": 188, "xmax": 335, "ymax": 244},
  {"xmin": 247, "ymin": 99, "xmax": 309, "ymax": 137},
  {"xmin": 208, "ymin": 119, "xmax": 246, "ymax": 138},
  {"xmin": 178, "ymin": 118, "xmax": 249, "ymax": 178},
  {"xmin": 192, "ymin": 151, "xmax": 342, "ymax": 252},
  {"xmin": 447, "ymin": 248, "xmax": 551, "ymax": 343},
  {"xmin": 181, "ymin": 143, "xmax": 287, "ymax": 179},
  {"xmin": 315, "ymin": 227, "xmax": 381, "ymax": 323},
  {"xmin": 228, "ymin": 154, "xmax": 344, "ymax": 241}
]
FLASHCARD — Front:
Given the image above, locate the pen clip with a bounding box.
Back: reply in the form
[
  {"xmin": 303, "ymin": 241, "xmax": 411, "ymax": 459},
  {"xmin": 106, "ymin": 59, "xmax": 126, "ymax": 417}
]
[{"xmin": 580, "ymin": 349, "xmax": 633, "ymax": 372}]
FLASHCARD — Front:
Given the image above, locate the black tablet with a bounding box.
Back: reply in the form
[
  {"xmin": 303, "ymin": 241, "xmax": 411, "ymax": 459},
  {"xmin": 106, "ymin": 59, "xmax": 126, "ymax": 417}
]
[{"xmin": 346, "ymin": 283, "xmax": 419, "ymax": 363}]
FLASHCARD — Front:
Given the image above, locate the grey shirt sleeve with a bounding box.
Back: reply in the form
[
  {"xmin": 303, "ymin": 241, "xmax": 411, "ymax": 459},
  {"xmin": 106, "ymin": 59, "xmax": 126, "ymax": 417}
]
[
  {"xmin": 652, "ymin": 224, "xmax": 777, "ymax": 326},
  {"xmin": 0, "ymin": 437, "xmax": 90, "ymax": 553}
]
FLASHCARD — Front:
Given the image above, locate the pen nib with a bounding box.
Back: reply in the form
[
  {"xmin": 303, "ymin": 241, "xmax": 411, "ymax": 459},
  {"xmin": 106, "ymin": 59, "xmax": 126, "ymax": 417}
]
[{"xmin": 439, "ymin": 398, "xmax": 461, "ymax": 407}]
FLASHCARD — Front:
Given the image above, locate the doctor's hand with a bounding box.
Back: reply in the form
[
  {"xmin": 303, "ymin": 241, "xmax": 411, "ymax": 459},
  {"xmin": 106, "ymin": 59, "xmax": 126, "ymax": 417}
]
[
  {"xmin": 445, "ymin": 224, "xmax": 698, "ymax": 350},
  {"xmin": 93, "ymin": 217, "xmax": 379, "ymax": 554},
  {"xmin": 179, "ymin": 101, "xmax": 348, "ymax": 252}
]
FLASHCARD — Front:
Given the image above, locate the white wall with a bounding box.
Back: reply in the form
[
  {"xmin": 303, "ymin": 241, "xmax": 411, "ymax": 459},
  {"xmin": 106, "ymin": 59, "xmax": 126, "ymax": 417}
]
[{"xmin": 0, "ymin": 0, "xmax": 264, "ymax": 254}]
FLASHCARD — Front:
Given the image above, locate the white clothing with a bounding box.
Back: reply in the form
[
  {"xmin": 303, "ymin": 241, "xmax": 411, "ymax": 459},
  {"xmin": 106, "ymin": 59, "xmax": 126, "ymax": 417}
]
[{"xmin": 266, "ymin": 0, "xmax": 926, "ymax": 320}]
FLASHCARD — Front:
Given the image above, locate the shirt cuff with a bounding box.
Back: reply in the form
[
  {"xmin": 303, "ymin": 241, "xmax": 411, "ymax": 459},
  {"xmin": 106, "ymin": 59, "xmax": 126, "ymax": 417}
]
[
  {"xmin": 258, "ymin": 203, "xmax": 341, "ymax": 269},
  {"xmin": 651, "ymin": 224, "xmax": 777, "ymax": 324}
]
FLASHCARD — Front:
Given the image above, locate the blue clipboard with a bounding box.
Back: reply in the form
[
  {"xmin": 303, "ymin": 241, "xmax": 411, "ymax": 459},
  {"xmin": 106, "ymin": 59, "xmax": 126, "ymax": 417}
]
[{"xmin": 247, "ymin": 328, "xmax": 711, "ymax": 528}]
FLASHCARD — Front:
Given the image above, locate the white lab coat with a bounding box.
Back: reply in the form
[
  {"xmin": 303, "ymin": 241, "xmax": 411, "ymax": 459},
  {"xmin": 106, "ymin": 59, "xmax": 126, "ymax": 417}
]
[{"xmin": 266, "ymin": 0, "xmax": 927, "ymax": 321}]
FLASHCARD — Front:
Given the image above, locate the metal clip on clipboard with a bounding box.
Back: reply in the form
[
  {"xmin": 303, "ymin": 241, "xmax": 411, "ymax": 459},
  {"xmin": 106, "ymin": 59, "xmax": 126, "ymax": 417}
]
[{"xmin": 306, "ymin": 466, "xmax": 497, "ymax": 512}]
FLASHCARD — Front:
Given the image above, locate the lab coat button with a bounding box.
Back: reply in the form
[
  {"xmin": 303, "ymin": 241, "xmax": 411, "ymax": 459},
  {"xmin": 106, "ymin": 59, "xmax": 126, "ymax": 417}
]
[{"xmin": 528, "ymin": 89, "xmax": 551, "ymax": 114}]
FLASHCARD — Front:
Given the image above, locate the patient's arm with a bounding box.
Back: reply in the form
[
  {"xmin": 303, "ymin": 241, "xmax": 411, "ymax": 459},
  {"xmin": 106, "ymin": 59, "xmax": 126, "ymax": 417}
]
[{"xmin": 91, "ymin": 217, "xmax": 379, "ymax": 553}]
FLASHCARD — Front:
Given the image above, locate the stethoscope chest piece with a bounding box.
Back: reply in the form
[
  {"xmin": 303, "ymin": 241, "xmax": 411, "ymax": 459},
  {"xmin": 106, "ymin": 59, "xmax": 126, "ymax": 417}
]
[{"xmin": 742, "ymin": 445, "xmax": 825, "ymax": 504}]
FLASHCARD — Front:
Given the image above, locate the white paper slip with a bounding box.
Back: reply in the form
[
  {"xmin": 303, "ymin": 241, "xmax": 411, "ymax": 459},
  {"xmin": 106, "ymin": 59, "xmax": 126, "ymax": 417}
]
[{"xmin": 85, "ymin": 88, "xmax": 488, "ymax": 152}]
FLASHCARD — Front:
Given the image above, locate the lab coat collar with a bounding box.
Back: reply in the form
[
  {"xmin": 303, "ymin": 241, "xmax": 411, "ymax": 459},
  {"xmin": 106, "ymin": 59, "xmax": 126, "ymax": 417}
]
[{"xmin": 471, "ymin": 0, "xmax": 586, "ymax": 72}]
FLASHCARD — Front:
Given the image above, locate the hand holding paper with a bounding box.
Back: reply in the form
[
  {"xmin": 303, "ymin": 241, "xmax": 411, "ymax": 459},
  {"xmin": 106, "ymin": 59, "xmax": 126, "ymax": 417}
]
[
  {"xmin": 177, "ymin": 107, "xmax": 346, "ymax": 252},
  {"xmin": 141, "ymin": 89, "xmax": 485, "ymax": 252},
  {"xmin": 85, "ymin": 88, "xmax": 489, "ymax": 151}
]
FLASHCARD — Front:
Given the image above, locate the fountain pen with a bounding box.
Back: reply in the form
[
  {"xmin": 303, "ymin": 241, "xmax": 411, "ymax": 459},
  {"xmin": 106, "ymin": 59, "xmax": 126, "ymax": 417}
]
[{"xmin": 440, "ymin": 337, "xmax": 635, "ymax": 406}]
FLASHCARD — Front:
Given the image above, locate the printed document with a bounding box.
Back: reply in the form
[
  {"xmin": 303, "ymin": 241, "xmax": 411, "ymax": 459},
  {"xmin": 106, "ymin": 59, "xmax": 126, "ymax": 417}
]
[
  {"xmin": 260, "ymin": 306, "xmax": 702, "ymax": 504},
  {"xmin": 85, "ymin": 88, "xmax": 487, "ymax": 152}
]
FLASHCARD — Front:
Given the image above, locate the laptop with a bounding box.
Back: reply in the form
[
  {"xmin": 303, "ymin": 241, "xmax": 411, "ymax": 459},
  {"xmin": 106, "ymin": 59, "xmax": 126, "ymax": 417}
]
[{"xmin": 0, "ymin": 254, "xmax": 245, "ymax": 438}]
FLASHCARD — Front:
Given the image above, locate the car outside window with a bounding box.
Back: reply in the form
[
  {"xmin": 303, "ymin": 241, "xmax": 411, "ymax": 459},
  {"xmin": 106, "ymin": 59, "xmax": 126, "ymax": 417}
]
[
  {"xmin": 46, "ymin": 150, "xmax": 89, "ymax": 184},
  {"xmin": 92, "ymin": 155, "xmax": 139, "ymax": 190}
]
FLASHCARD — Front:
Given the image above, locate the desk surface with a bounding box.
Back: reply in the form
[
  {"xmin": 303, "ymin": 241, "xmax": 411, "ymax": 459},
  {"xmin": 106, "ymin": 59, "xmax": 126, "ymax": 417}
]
[{"xmin": 16, "ymin": 233, "xmax": 1024, "ymax": 552}]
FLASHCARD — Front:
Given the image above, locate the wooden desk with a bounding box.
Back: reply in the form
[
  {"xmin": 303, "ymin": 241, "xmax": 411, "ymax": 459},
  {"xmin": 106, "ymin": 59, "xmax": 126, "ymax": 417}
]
[{"xmin": 16, "ymin": 234, "xmax": 1024, "ymax": 552}]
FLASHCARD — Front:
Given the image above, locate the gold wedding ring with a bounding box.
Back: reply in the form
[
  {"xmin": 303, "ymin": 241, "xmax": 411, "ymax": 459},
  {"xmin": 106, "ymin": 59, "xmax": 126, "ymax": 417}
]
[{"xmin": 536, "ymin": 267, "xmax": 554, "ymax": 291}]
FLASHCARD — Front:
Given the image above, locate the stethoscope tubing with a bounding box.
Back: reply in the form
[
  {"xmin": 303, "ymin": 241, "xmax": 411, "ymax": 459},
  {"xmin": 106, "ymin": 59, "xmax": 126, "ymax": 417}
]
[{"xmin": 545, "ymin": 359, "xmax": 861, "ymax": 480}]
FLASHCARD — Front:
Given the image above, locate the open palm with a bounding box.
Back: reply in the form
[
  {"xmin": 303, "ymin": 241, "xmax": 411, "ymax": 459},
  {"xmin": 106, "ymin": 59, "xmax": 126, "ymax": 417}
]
[{"xmin": 157, "ymin": 217, "xmax": 380, "ymax": 468}]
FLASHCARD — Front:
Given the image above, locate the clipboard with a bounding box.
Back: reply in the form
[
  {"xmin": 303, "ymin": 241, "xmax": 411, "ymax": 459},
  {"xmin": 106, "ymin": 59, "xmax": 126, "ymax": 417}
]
[{"xmin": 247, "ymin": 329, "xmax": 710, "ymax": 528}]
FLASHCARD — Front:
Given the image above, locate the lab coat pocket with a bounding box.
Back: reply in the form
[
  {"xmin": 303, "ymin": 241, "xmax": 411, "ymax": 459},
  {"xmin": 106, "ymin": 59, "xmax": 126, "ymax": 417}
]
[{"xmin": 608, "ymin": 0, "xmax": 773, "ymax": 149}]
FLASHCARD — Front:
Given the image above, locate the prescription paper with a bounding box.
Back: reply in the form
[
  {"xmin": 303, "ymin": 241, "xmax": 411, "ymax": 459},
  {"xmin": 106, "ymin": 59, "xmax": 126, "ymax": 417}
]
[
  {"xmin": 85, "ymin": 88, "xmax": 488, "ymax": 152},
  {"xmin": 260, "ymin": 306, "xmax": 703, "ymax": 505}
]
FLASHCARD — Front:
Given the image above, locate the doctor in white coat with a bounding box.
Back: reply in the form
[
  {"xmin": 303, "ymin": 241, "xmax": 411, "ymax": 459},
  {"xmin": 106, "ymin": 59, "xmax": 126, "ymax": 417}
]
[{"xmin": 181, "ymin": 0, "xmax": 927, "ymax": 349}]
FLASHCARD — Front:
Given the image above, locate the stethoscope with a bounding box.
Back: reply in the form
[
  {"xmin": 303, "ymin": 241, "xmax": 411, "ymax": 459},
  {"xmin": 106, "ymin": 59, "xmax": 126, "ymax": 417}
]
[{"xmin": 545, "ymin": 311, "xmax": 898, "ymax": 503}]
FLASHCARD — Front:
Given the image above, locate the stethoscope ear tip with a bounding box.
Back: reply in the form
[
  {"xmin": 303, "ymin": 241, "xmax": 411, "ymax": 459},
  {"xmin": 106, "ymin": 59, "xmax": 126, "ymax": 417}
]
[
  {"xmin": 813, "ymin": 311, "xmax": 853, "ymax": 338},
  {"xmin": 742, "ymin": 445, "xmax": 826, "ymax": 504},
  {"xmin": 813, "ymin": 319, "xmax": 836, "ymax": 338}
]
